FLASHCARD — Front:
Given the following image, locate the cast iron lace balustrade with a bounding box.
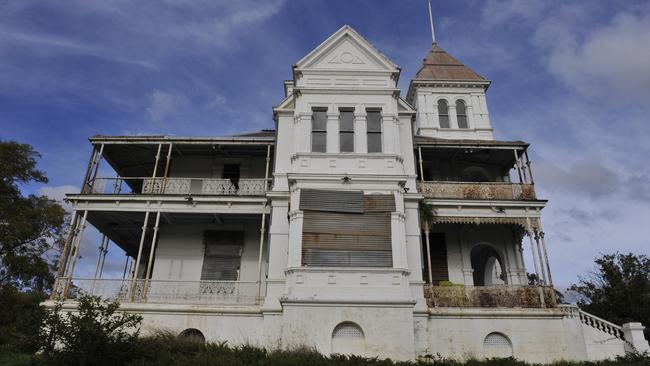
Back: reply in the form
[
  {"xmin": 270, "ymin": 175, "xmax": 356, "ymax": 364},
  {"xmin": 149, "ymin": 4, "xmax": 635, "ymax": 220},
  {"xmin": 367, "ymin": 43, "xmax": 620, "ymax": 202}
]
[
  {"xmin": 85, "ymin": 177, "xmax": 270, "ymax": 196},
  {"xmin": 418, "ymin": 181, "xmax": 536, "ymax": 200},
  {"xmin": 54, "ymin": 278, "xmax": 260, "ymax": 305},
  {"xmin": 424, "ymin": 285, "xmax": 556, "ymax": 308}
]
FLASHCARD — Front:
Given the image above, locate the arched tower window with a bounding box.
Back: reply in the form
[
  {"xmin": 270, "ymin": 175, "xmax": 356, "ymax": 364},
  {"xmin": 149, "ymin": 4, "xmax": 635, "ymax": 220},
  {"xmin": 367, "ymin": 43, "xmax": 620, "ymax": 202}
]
[
  {"xmin": 456, "ymin": 100, "xmax": 468, "ymax": 129},
  {"xmin": 331, "ymin": 322, "xmax": 365, "ymax": 355},
  {"xmin": 437, "ymin": 100, "xmax": 450, "ymax": 128},
  {"xmin": 483, "ymin": 332, "xmax": 513, "ymax": 358}
]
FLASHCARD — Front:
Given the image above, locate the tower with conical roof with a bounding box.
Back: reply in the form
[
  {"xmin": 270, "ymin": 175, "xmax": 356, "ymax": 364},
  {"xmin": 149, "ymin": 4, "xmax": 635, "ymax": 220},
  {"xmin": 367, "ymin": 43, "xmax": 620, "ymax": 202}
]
[{"xmin": 407, "ymin": 42, "xmax": 493, "ymax": 140}]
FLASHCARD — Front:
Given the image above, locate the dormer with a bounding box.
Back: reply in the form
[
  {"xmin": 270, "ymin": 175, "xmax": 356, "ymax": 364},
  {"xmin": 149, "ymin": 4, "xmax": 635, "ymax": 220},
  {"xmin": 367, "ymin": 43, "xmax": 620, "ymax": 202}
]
[{"xmin": 407, "ymin": 44, "xmax": 494, "ymax": 140}]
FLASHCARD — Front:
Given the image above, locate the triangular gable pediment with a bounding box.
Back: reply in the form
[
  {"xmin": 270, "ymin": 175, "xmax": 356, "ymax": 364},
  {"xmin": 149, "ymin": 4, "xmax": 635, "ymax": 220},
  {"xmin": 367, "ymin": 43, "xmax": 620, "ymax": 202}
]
[{"xmin": 295, "ymin": 25, "xmax": 399, "ymax": 73}]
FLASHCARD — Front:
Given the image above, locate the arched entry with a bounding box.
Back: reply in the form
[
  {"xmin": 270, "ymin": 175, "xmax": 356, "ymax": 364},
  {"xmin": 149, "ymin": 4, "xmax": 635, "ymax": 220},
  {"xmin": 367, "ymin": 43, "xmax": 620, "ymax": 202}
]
[
  {"xmin": 331, "ymin": 322, "xmax": 365, "ymax": 355},
  {"xmin": 471, "ymin": 245, "xmax": 506, "ymax": 286}
]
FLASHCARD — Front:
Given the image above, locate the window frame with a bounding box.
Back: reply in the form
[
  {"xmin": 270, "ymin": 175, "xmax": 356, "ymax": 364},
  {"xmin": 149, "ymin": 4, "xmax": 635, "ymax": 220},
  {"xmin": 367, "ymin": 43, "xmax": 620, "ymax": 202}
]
[
  {"xmin": 311, "ymin": 108, "xmax": 328, "ymax": 153},
  {"xmin": 456, "ymin": 99, "xmax": 468, "ymax": 129},
  {"xmin": 366, "ymin": 109, "xmax": 383, "ymax": 153},
  {"xmin": 338, "ymin": 108, "xmax": 355, "ymax": 153},
  {"xmin": 437, "ymin": 99, "xmax": 450, "ymax": 128}
]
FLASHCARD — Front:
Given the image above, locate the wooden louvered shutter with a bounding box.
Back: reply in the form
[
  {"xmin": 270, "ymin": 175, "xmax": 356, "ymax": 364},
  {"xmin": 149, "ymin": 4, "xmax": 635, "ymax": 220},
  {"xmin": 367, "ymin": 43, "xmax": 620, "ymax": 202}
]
[
  {"xmin": 300, "ymin": 190, "xmax": 394, "ymax": 267},
  {"xmin": 422, "ymin": 232, "xmax": 449, "ymax": 284},
  {"xmin": 200, "ymin": 231, "xmax": 243, "ymax": 281}
]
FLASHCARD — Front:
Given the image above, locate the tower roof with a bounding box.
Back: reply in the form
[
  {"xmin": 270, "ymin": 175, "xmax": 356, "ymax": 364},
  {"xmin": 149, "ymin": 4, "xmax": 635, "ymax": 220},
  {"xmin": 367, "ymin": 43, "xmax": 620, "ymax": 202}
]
[{"xmin": 413, "ymin": 43, "xmax": 486, "ymax": 82}]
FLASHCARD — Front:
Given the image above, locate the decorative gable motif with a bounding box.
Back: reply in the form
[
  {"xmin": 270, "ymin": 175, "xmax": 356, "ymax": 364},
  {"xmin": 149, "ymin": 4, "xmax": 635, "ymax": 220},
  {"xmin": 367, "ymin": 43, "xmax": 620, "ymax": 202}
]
[{"xmin": 295, "ymin": 25, "xmax": 399, "ymax": 74}]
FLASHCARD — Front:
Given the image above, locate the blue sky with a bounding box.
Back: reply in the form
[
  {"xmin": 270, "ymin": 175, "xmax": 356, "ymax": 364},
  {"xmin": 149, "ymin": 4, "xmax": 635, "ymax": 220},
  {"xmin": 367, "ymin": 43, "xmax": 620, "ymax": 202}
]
[{"xmin": 2, "ymin": 0, "xmax": 649, "ymax": 287}]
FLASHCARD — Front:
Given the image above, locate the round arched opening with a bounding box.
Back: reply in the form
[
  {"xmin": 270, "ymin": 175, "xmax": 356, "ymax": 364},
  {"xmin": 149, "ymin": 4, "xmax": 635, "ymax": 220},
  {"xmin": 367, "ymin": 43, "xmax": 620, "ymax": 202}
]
[
  {"xmin": 178, "ymin": 328, "xmax": 206, "ymax": 344},
  {"xmin": 471, "ymin": 245, "xmax": 506, "ymax": 286},
  {"xmin": 483, "ymin": 332, "xmax": 513, "ymax": 358},
  {"xmin": 331, "ymin": 321, "xmax": 365, "ymax": 355}
]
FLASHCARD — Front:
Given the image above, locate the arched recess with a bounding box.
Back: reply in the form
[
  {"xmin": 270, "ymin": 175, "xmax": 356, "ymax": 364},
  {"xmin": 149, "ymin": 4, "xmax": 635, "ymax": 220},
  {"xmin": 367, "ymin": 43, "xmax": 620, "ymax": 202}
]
[
  {"xmin": 178, "ymin": 328, "xmax": 206, "ymax": 343},
  {"xmin": 437, "ymin": 99, "xmax": 450, "ymax": 128},
  {"xmin": 331, "ymin": 321, "xmax": 366, "ymax": 355},
  {"xmin": 470, "ymin": 244, "xmax": 507, "ymax": 286},
  {"xmin": 483, "ymin": 332, "xmax": 513, "ymax": 358}
]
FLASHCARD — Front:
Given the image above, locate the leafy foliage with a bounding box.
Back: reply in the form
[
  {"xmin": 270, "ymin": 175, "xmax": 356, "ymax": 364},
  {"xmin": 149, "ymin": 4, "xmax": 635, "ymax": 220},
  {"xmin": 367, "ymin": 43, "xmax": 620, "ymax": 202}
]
[
  {"xmin": 0, "ymin": 140, "xmax": 67, "ymax": 291},
  {"xmin": 38, "ymin": 295, "xmax": 143, "ymax": 365},
  {"xmin": 0, "ymin": 287, "xmax": 47, "ymax": 353},
  {"xmin": 570, "ymin": 253, "xmax": 650, "ymax": 340}
]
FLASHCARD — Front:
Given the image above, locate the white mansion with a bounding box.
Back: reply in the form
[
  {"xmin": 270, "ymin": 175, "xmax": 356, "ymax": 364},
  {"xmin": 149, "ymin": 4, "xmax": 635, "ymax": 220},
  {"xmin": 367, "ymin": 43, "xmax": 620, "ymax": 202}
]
[{"xmin": 48, "ymin": 26, "xmax": 649, "ymax": 362}]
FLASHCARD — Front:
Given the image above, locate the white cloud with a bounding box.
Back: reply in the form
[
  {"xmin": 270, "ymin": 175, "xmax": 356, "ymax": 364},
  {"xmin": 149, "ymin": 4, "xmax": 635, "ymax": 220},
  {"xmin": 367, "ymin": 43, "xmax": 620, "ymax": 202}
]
[
  {"xmin": 37, "ymin": 184, "xmax": 80, "ymax": 212},
  {"xmin": 538, "ymin": 11, "xmax": 650, "ymax": 101},
  {"xmin": 146, "ymin": 90, "xmax": 187, "ymax": 122},
  {"xmin": 205, "ymin": 93, "xmax": 226, "ymax": 109}
]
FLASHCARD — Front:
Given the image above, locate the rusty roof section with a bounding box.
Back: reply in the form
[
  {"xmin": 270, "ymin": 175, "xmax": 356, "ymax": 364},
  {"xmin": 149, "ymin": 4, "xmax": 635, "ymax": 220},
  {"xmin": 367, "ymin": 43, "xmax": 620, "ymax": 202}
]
[{"xmin": 413, "ymin": 43, "xmax": 487, "ymax": 82}]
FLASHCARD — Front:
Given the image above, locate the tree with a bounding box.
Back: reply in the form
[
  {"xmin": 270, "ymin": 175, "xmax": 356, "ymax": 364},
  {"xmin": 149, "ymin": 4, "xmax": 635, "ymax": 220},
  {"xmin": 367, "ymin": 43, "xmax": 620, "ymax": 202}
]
[
  {"xmin": 570, "ymin": 253, "xmax": 650, "ymax": 340},
  {"xmin": 0, "ymin": 140, "xmax": 67, "ymax": 291},
  {"xmin": 0, "ymin": 140, "xmax": 67, "ymax": 353}
]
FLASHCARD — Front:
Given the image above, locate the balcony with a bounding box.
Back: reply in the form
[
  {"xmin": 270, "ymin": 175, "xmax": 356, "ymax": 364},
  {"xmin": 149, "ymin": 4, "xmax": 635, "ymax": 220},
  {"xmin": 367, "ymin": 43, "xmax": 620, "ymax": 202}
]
[
  {"xmin": 424, "ymin": 285, "xmax": 557, "ymax": 308},
  {"xmin": 52, "ymin": 277, "xmax": 262, "ymax": 305},
  {"xmin": 87, "ymin": 177, "xmax": 271, "ymax": 196},
  {"xmin": 418, "ymin": 181, "xmax": 536, "ymax": 201}
]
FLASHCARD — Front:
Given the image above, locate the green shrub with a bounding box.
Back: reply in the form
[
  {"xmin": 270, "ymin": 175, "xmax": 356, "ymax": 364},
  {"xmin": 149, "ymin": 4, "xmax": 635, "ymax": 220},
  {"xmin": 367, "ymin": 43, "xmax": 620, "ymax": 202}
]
[{"xmin": 37, "ymin": 295, "xmax": 142, "ymax": 366}]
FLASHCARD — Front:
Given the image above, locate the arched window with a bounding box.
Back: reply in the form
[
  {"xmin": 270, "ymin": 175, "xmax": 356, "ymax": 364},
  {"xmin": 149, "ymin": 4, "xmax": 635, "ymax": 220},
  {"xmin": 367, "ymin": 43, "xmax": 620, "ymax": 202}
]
[
  {"xmin": 456, "ymin": 100, "xmax": 468, "ymax": 129},
  {"xmin": 179, "ymin": 328, "xmax": 206, "ymax": 343},
  {"xmin": 331, "ymin": 322, "xmax": 365, "ymax": 355},
  {"xmin": 437, "ymin": 100, "xmax": 450, "ymax": 128},
  {"xmin": 483, "ymin": 332, "xmax": 513, "ymax": 358}
]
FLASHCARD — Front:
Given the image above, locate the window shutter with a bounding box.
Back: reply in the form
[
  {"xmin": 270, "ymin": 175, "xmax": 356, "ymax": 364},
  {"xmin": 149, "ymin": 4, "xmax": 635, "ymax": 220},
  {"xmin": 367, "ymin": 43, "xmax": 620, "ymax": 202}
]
[
  {"xmin": 301, "ymin": 190, "xmax": 394, "ymax": 267},
  {"xmin": 200, "ymin": 231, "xmax": 243, "ymax": 281}
]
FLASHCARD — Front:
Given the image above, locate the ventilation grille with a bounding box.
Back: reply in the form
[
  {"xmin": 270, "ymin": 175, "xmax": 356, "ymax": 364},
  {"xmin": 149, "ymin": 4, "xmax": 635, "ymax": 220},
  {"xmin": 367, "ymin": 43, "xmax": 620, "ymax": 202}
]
[
  {"xmin": 483, "ymin": 333, "xmax": 511, "ymax": 346},
  {"xmin": 333, "ymin": 323, "xmax": 363, "ymax": 338}
]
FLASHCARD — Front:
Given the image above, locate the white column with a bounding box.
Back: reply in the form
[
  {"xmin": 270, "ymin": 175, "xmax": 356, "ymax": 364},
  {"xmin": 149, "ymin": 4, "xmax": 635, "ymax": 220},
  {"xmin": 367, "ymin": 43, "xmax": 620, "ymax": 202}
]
[
  {"xmin": 539, "ymin": 230, "xmax": 553, "ymax": 286},
  {"xmin": 381, "ymin": 113, "xmax": 395, "ymax": 154},
  {"xmin": 296, "ymin": 114, "xmax": 311, "ymax": 153},
  {"xmin": 326, "ymin": 111, "xmax": 339, "ymax": 153},
  {"xmin": 391, "ymin": 212, "xmax": 408, "ymax": 269},
  {"xmin": 448, "ymin": 104, "xmax": 458, "ymax": 129},
  {"xmin": 526, "ymin": 218, "xmax": 541, "ymax": 283},
  {"xmin": 287, "ymin": 210, "xmax": 304, "ymax": 268},
  {"xmin": 534, "ymin": 231, "xmax": 548, "ymax": 284},
  {"xmin": 129, "ymin": 211, "xmax": 150, "ymax": 300},
  {"xmin": 354, "ymin": 111, "xmax": 367, "ymax": 153}
]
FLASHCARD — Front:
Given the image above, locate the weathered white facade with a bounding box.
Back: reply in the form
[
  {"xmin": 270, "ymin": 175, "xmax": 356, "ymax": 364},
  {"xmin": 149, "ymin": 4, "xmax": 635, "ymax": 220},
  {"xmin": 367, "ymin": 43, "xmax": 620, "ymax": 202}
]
[{"xmin": 48, "ymin": 25, "xmax": 649, "ymax": 363}]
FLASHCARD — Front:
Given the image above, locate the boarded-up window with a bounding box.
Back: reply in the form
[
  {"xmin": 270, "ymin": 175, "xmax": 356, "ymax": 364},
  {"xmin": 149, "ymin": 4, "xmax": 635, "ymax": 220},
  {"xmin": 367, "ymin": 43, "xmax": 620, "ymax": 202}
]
[
  {"xmin": 421, "ymin": 232, "xmax": 449, "ymax": 284},
  {"xmin": 200, "ymin": 231, "xmax": 243, "ymax": 281},
  {"xmin": 300, "ymin": 190, "xmax": 394, "ymax": 267}
]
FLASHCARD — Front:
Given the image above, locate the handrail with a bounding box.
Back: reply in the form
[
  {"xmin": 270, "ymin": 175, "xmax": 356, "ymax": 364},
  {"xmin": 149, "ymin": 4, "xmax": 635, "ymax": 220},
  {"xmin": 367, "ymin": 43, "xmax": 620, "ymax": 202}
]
[
  {"xmin": 53, "ymin": 277, "xmax": 263, "ymax": 305},
  {"xmin": 558, "ymin": 304, "xmax": 623, "ymax": 339},
  {"xmin": 418, "ymin": 181, "xmax": 536, "ymax": 200},
  {"xmin": 85, "ymin": 177, "xmax": 272, "ymax": 196}
]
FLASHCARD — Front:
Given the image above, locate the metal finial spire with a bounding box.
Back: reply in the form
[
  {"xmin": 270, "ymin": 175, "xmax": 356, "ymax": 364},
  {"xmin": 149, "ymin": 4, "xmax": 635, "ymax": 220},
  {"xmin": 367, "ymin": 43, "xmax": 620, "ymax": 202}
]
[{"xmin": 427, "ymin": 0, "xmax": 436, "ymax": 44}]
